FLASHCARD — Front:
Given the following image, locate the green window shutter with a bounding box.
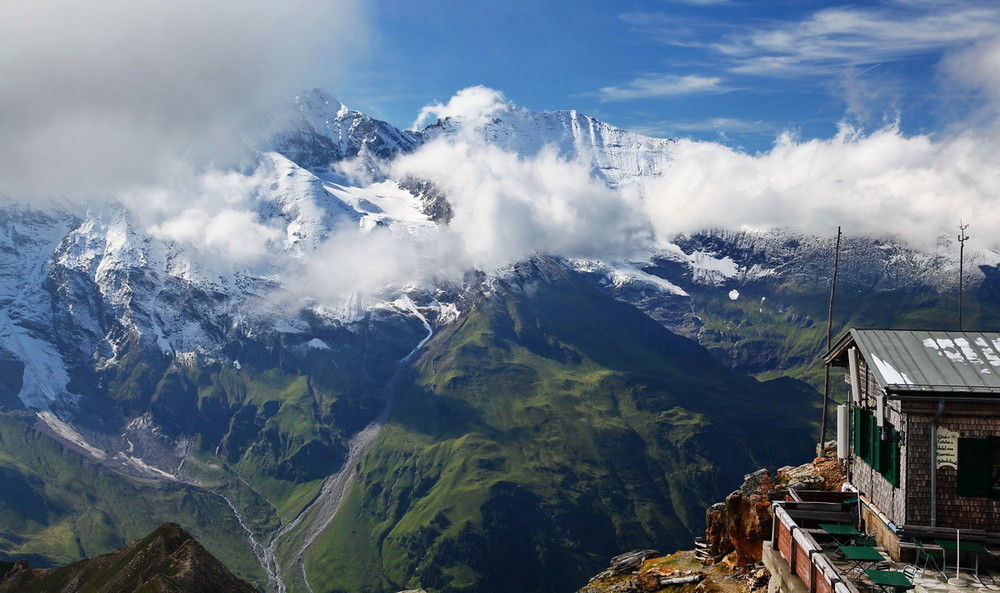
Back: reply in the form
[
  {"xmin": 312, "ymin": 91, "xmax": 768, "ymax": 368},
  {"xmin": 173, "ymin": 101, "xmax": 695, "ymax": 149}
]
[
  {"xmin": 989, "ymin": 438, "xmax": 1000, "ymax": 500},
  {"xmin": 891, "ymin": 429, "xmax": 901, "ymax": 487},
  {"xmin": 867, "ymin": 411, "xmax": 880, "ymax": 469},
  {"xmin": 958, "ymin": 438, "xmax": 991, "ymax": 497},
  {"xmin": 881, "ymin": 425, "xmax": 900, "ymax": 487},
  {"xmin": 854, "ymin": 406, "xmax": 865, "ymax": 458}
]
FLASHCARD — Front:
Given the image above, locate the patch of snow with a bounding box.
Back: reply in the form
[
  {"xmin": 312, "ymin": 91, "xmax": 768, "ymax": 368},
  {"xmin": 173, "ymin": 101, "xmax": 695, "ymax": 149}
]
[
  {"xmin": 688, "ymin": 251, "xmax": 739, "ymax": 285},
  {"xmin": 323, "ymin": 180, "xmax": 431, "ymax": 226},
  {"xmin": 436, "ymin": 302, "xmax": 461, "ymax": 325},
  {"xmin": 394, "ymin": 296, "xmax": 434, "ymax": 362},
  {"xmin": 274, "ymin": 320, "xmax": 308, "ymax": 334},
  {"xmin": 151, "ymin": 315, "xmax": 172, "ymax": 354},
  {"xmin": 923, "ymin": 338, "xmax": 973, "ymax": 365},
  {"xmin": 1, "ymin": 314, "xmax": 77, "ymax": 409},
  {"xmin": 729, "ymin": 289, "xmax": 740, "ymax": 301},
  {"xmin": 870, "ymin": 353, "xmax": 912, "ymax": 385},
  {"xmin": 975, "ymin": 337, "xmax": 1000, "ymax": 366},
  {"xmin": 571, "ymin": 258, "xmax": 687, "ymax": 296},
  {"xmin": 420, "ymin": 104, "xmax": 675, "ymax": 187},
  {"xmin": 954, "ymin": 338, "xmax": 983, "ymax": 366},
  {"xmin": 307, "ymin": 338, "xmax": 330, "ymax": 350}
]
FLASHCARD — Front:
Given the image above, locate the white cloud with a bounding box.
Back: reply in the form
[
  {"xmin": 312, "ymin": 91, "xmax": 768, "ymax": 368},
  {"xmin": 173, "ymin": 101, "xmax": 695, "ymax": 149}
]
[
  {"xmin": 0, "ymin": 0, "xmax": 365, "ymax": 201},
  {"xmin": 641, "ymin": 122, "xmax": 1000, "ymax": 251},
  {"xmin": 719, "ymin": 3, "xmax": 1000, "ymax": 77},
  {"xmin": 634, "ymin": 117, "xmax": 774, "ymax": 139},
  {"xmin": 301, "ymin": 82, "xmax": 1000, "ymax": 302},
  {"xmin": 390, "ymin": 135, "xmax": 653, "ymax": 272},
  {"xmin": 596, "ymin": 74, "xmax": 726, "ymax": 101},
  {"xmin": 940, "ymin": 35, "xmax": 1000, "ymax": 121},
  {"xmin": 411, "ymin": 86, "xmax": 509, "ymax": 130},
  {"xmin": 137, "ymin": 167, "xmax": 285, "ymax": 270},
  {"xmin": 281, "ymin": 222, "xmax": 458, "ymax": 305},
  {"xmin": 150, "ymin": 208, "xmax": 283, "ymax": 266}
]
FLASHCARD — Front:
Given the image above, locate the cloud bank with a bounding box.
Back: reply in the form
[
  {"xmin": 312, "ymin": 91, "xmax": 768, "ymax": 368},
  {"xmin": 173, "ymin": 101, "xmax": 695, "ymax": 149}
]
[
  {"xmin": 142, "ymin": 45, "xmax": 1000, "ymax": 308},
  {"xmin": 4, "ymin": 3, "xmax": 1000, "ymax": 308},
  {"xmin": 390, "ymin": 140, "xmax": 653, "ymax": 270},
  {"xmin": 643, "ymin": 124, "xmax": 1000, "ymax": 251},
  {"xmin": 0, "ymin": 0, "xmax": 365, "ymax": 200}
]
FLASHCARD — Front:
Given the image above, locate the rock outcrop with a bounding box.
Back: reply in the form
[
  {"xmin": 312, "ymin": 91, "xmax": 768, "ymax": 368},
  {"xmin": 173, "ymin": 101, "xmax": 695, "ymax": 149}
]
[
  {"xmin": 704, "ymin": 452, "xmax": 846, "ymax": 568},
  {"xmin": 577, "ymin": 452, "xmax": 846, "ymax": 593},
  {"xmin": 579, "ymin": 550, "xmax": 706, "ymax": 593}
]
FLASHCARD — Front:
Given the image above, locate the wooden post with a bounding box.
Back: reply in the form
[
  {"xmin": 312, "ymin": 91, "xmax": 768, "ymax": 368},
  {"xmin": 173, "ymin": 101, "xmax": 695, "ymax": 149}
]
[{"xmin": 820, "ymin": 227, "xmax": 842, "ymax": 452}]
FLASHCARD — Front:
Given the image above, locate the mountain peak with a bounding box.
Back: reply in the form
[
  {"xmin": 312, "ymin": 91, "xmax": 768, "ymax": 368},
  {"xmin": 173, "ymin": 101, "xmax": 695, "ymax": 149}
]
[
  {"xmin": 294, "ymin": 87, "xmax": 346, "ymax": 118},
  {"xmin": 0, "ymin": 523, "xmax": 257, "ymax": 593}
]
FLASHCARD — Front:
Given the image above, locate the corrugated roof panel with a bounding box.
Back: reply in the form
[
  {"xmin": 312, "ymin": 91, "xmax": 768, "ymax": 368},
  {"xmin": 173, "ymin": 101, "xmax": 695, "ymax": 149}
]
[{"xmin": 850, "ymin": 329, "xmax": 1000, "ymax": 394}]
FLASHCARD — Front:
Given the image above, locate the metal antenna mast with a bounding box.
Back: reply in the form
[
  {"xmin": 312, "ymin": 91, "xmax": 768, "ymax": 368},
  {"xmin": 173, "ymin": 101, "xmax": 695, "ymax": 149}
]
[{"xmin": 958, "ymin": 222, "xmax": 969, "ymax": 330}]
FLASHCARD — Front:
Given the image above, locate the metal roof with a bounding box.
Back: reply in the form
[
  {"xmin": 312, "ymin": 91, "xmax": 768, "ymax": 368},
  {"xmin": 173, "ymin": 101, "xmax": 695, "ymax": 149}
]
[{"xmin": 847, "ymin": 329, "xmax": 1000, "ymax": 395}]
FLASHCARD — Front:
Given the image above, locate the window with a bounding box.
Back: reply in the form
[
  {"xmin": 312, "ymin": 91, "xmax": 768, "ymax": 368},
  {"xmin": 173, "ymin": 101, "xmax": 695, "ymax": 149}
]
[{"xmin": 957, "ymin": 437, "xmax": 1000, "ymax": 499}]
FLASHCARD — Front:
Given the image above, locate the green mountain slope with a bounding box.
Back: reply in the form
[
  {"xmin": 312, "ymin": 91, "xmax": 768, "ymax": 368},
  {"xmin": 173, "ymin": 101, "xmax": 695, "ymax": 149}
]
[
  {"xmin": 0, "ymin": 307, "xmax": 431, "ymax": 586},
  {"xmin": 0, "ymin": 412, "xmax": 262, "ymax": 583},
  {"xmin": 303, "ymin": 259, "xmax": 820, "ymax": 593},
  {"xmin": 631, "ymin": 233, "xmax": 1000, "ymax": 393}
]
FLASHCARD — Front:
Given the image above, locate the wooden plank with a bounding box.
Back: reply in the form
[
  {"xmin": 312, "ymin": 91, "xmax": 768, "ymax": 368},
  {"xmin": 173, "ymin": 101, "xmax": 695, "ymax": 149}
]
[
  {"xmin": 783, "ymin": 509, "xmax": 857, "ymax": 523},
  {"xmin": 900, "ymin": 525, "xmax": 986, "ymax": 541},
  {"xmin": 782, "ymin": 502, "xmax": 854, "ymax": 512}
]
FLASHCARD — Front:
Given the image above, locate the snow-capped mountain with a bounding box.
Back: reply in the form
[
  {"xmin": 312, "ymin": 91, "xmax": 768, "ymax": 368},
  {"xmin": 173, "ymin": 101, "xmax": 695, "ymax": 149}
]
[
  {"xmin": 3, "ymin": 87, "xmax": 995, "ymax": 446},
  {"xmin": 264, "ymin": 89, "xmax": 421, "ymax": 173},
  {"xmin": 0, "ymin": 89, "xmax": 996, "ymax": 593},
  {"xmin": 419, "ymin": 102, "xmax": 676, "ymax": 187}
]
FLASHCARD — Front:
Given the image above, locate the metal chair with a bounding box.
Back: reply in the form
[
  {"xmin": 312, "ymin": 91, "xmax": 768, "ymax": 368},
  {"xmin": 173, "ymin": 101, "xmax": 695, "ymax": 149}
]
[
  {"xmin": 912, "ymin": 538, "xmax": 944, "ymax": 577},
  {"xmin": 902, "ymin": 564, "xmax": 920, "ymax": 583}
]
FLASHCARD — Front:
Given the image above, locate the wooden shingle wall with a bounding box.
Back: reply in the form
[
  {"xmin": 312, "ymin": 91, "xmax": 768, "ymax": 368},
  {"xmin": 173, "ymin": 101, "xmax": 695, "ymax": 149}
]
[
  {"xmin": 902, "ymin": 400, "xmax": 1000, "ymax": 529},
  {"xmin": 842, "ymin": 360, "xmax": 907, "ymax": 527}
]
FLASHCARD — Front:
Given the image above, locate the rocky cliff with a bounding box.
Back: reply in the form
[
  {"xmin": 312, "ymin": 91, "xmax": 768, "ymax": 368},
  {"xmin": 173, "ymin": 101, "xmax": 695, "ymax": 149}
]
[
  {"xmin": 577, "ymin": 453, "xmax": 846, "ymax": 593},
  {"xmin": 703, "ymin": 453, "xmax": 846, "ymax": 568}
]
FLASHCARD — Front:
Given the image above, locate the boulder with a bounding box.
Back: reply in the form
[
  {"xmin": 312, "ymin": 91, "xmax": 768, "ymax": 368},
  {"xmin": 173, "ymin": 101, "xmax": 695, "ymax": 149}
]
[{"xmin": 610, "ymin": 549, "xmax": 662, "ymax": 574}]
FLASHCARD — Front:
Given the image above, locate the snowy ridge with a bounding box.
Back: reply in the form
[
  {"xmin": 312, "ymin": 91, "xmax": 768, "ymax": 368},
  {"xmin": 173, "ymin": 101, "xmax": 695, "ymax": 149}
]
[
  {"xmin": 419, "ymin": 105, "xmax": 676, "ymax": 187},
  {"xmin": 2, "ymin": 90, "xmax": 996, "ymax": 421},
  {"xmin": 568, "ymin": 258, "xmax": 688, "ymax": 296},
  {"xmin": 264, "ymin": 88, "xmax": 421, "ymax": 172}
]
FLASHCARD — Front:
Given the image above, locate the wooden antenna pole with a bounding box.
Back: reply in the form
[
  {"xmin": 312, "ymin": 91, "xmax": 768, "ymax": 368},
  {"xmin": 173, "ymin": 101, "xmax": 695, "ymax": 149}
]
[{"xmin": 820, "ymin": 227, "xmax": 842, "ymax": 454}]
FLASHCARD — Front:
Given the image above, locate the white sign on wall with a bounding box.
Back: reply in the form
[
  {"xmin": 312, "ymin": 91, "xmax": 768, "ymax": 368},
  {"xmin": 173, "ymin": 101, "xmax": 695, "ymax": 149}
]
[{"xmin": 937, "ymin": 427, "xmax": 959, "ymax": 470}]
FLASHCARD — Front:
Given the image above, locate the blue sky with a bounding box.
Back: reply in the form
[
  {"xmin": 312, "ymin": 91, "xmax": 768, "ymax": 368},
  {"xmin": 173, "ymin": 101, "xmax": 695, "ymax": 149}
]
[{"xmin": 332, "ymin": 0, "xmax": 1000, "ymax": 153}]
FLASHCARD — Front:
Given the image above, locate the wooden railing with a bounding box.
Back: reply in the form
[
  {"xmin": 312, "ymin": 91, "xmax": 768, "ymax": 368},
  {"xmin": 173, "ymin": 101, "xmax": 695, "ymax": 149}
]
[{"xmin": 771, "ymin": 503, "xmax": 862, "ymax": 593}]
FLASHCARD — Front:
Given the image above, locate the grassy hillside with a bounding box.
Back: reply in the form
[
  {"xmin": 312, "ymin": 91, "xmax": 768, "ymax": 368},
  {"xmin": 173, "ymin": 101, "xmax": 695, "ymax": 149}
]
[
  {"xmin": 0, "ymin": 311, "xmax": 428, "ymax": 591},
  {"xmin": 0, "ymin": 412, "xmax": 263, "ymax": 584},
  {"xmin": 303, "ymin": 259, "xmax": 820, "ymax": 593}
]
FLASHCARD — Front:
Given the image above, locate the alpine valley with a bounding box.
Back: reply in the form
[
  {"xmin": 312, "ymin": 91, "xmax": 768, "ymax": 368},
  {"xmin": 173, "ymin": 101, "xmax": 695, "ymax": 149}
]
[{"xmin": 1, "ymin": 89, "xmax": 998, "ymax": 593}]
